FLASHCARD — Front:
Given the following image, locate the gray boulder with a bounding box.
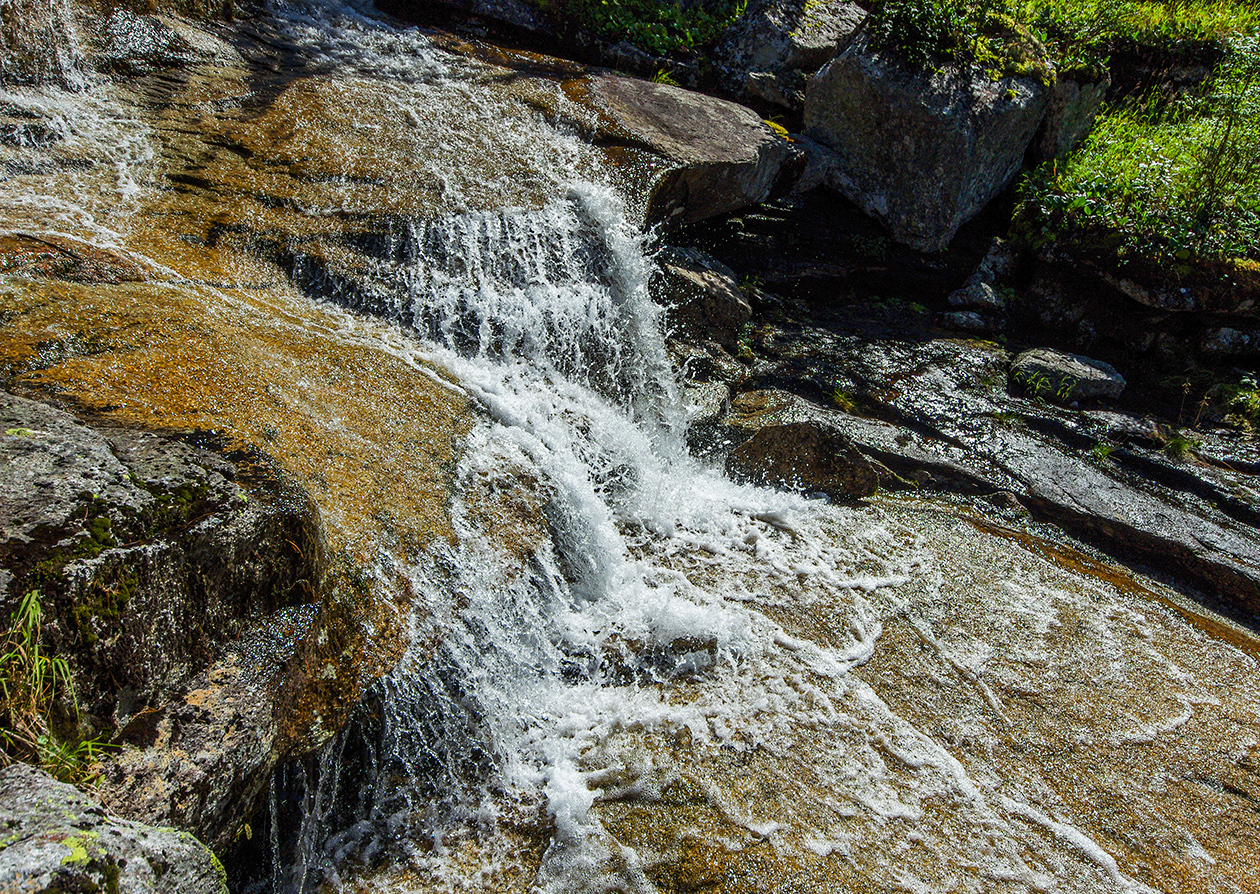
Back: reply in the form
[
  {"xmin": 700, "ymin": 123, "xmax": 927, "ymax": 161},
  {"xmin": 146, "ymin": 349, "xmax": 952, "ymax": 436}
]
[
  {"xmin": 1010, "ymin": 347, "xmax": 1126, "ymax": 403},
  {"xmin": 1033, "ymin": 72, "xmax": 1109, "ymax": 162},
  {"xmin": 715, "ymin": 0, "xmax": 866, "ymax": 110},
  {"xmin": 585, "ymin": 74, "xmax": 790, "ymax": 227},
  {"xmin": 804, "ymin": 34, "xmax": 1051, "ymax": 251},
  {"xmin": 0, "ymin": 762, "xmax": 227, "ymax": 894},
  {"xmin": 655, "ymin": 247, "xmax": 752, "ymax": 350}
]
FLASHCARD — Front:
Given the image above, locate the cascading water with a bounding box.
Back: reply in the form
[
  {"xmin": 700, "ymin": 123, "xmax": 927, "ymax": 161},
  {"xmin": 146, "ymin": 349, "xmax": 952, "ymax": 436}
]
[{"xmin": 7, "ymin": 2, "xmax": 1257, "ymax": 892}]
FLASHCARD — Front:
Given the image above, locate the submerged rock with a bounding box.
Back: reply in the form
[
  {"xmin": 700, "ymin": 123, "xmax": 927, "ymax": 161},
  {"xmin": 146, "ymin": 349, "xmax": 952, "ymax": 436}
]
[
  {"xmin": 0, "ymin": 762, "xmax": 227, "ymax": 894},
  {"xmin": 0, "ymin": 0, "xmax": 80, "ymax": 88},
  {"xmin": 804, "ymin": 34, "xmax": 1050, "ymax": 251},
  {"xmin": 1011, "ymin": 347, "xmax": 1126, "ymax": 403}
]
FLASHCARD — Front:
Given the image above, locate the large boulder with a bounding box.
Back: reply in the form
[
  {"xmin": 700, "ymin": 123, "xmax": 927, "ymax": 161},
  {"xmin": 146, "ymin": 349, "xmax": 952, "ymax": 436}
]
[
  {"xmin": 714, "ymin": 0, "xmax": 866, "ymax": 110},
  {"xmin": 0, "ymin": 762, "xmax": 227, "ymax": 894},
  {"xmin": 0, "ymin": 391, "xmax": 323, "ymax": 724},
  {"xmin": 583, "ymin": 74, "xmax": 790, "ymax": 227},
  {"xmin": 1033, "ymin": 72, "xmax": 1110, "ymax": 162},
  {"xmin": 1, "ymin": 391, "xmax": 326, "ymax": 849},
  {"xmin": 804, "ymin": 33, "xmax": 1051, "ymax": 251}
]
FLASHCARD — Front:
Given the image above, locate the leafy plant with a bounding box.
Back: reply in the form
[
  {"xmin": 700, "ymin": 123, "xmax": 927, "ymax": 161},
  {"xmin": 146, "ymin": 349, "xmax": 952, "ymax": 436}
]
[
  {"xmin": 650, "ymin": 68, "xmax": 679, "ymax": 86},
  {"xmin": 1091, "ymin": 441, "xmax": 1115, "ymax": 462},
  {"xmin": 866, "ymin": 0, "xmax": 1054, "ymax": 82},
  {"xmin": 831, "ymin": 388, "xmax": 857, "ymax": 413},
  {"xmin": 1, "ymin": 591, "xmax": 109, "ymax": 784},
  {"xmin": 1160, "ymin": 431, "xmax": 1201, "ymax": 460},
  {"xmin": 559, "ymin": 0, "xmax": 748, "ymax": 56}
]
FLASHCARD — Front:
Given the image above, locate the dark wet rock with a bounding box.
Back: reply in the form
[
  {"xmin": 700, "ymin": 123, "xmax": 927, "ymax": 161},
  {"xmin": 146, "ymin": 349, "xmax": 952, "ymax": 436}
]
[
  {"xmin": 727, "ymin": 422, "xmax": 877, "ymax": 499},
  {"xmin": 942, "ymin": 310, "xmax": 993, "ymax": 334},
  {"xmin": 655, "ymin": 247, "xmax": 752, "ymax": 350},
  {"xmin": 96, "ymin": 604, "xmax": 315, "ymax": 853},
  {"xmin": 584, "ymin": 74, "xmax": 790, "ymax": 227},
  {"xmin": 804, "ymin": 33, "xmax": 1050, "ymax": 251},
  {"xmin": 0, "ymin": 762, "xmax": 227, "ymax": 894},
  {"xmin": 1032, "ymin": 72, "xmax": 1109, "ymax": 161},
  {"xmin": 1010, "ymin": 347, "xmax": 1126, "ymax": 404},
  {"xmin": 714, "ymin": 0, "xmax": 865, "ymax": 110},
  {"xmin": 431, "ymin": 0, "xmax": 549, "ymax": 33},
  {"xmin": 1, "ymin": 390, "xmax": 329, "ymax": 848},
  {"xmin": 721, "ymin": 390, "xmax": 878, "ymax": 499},
  {"xmin": 949, "ymin": 238, "xmax": 1016, "ymax": 311},
  {"xmin": 0, "ymin": 391, "xmax": 323, "ymax": 722},
  {"xmin": 93, "ymin": 9, "xmax": 201, "ymax": 77}
]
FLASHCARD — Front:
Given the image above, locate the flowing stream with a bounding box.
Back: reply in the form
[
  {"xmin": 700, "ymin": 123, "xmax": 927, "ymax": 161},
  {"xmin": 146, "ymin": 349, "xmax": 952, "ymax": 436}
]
[{"xmin": 5, "ymin": 3, "xmax": 1259, "ymax": 893}]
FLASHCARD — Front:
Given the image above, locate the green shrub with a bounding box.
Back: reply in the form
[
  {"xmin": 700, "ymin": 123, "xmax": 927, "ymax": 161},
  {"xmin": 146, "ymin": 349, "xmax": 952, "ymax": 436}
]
[
  {"xmin": 1016, "ymin": 35, "xmax": 1260, "ymax": 265},
  {"xmin": 558, "ymin": 0, "xmax": 747, "ymax": 55},
  {"xmin": 866, "ymin": 0, "xmax": 1054, "ymax": 82}
]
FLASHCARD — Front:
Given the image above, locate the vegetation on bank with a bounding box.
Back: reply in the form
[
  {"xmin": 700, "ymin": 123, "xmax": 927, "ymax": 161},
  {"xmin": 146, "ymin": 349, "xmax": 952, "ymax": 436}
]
[
  {"xmin": 817, "ymin": 0, "xmax": 1260, "ymax": 270},
  {"xmin": 534, "ymin": 0, "xmax": 749, "ymax": 55},
  {"xmin": 1017, "ymin": 33, "xmax": 1259, "ymax": 267}
]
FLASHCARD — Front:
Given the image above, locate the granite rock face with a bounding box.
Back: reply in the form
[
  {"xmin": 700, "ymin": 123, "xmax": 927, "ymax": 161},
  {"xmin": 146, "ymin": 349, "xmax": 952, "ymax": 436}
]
[
  {"xmin": 587, "ymin": 74, "xmax": 790, "ymax": 227},
  {"xmin": 715, "ymin": 0, "xmax": 866, "ymax": 110},
  {"xmin": 0, "ymin": 762, "xmax": 227, "ymax": 894},
  {"xmin": 804, "ymin": 34, "xmax": 1051, "ymax": 251}
]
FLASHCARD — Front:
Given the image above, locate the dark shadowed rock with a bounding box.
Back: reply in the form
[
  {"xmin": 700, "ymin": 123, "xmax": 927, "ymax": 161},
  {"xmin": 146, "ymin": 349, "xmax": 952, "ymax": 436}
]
[
  {"xmin": 1, "ymin": 390, "xmax": 328, "ymax": 850},
  {"xmin": 723, "ymin": 390, "xmax": 877, "ymax": 499},
  {"xmin": 1011, "ymin": 347, "xmax": 1126, "ymax": 403},
  {"xmin": 585, "ymin": 74, "xmax": 790, "ymax": 227},
  {"xmin": 804, "ymin": 33, "xmax": 1050, "ymax": 251},
  {"xmin": 0, "ymin": 762, "xmax": 227, "ymax": 894},
  {"xmin": 0, "ymin": 391, "xmax": 323, "ymax": 723},
  {"xmin": 431, "ymin": 0, "xmax": 549, "ymax": 32},
  {"xmin": 655, "ymin": 246, "xmax": 752, "ymax": 349},
  {"xmin": 715, "ymin": 0, "xmax": 866, "ymax": 110}
]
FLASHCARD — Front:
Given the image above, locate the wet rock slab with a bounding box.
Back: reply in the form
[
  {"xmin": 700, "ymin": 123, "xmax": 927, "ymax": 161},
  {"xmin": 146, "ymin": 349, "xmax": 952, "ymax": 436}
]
[{"xmin": 735, "ymin": 325, "xmax": 1260, "ymax": 615}]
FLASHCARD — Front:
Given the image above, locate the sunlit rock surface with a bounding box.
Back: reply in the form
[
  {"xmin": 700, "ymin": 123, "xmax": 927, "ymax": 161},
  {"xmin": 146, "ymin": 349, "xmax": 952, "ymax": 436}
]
[{"xmin": 1, "ymin": 4, "xmax": 1258, "ymax": 894}]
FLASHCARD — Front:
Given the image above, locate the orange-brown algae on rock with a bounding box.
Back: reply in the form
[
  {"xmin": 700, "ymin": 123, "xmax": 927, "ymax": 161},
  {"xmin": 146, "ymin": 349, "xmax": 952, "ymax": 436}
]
[{"xmin": 0, "ymin": 274, "xmax": 468, "ymax": 560}]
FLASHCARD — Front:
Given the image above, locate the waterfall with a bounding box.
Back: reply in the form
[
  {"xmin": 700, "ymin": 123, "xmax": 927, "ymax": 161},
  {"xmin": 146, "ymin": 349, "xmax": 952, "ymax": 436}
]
[{"xmin": 219, "ymin": 4, "xmax": 936, "ymax": 892}]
